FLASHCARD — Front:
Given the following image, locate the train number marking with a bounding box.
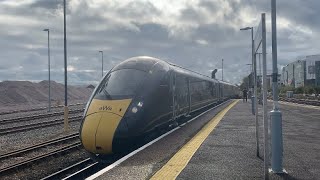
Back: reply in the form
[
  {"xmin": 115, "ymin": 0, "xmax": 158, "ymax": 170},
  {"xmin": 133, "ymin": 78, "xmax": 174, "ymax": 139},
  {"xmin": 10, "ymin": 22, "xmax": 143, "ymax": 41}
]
[{"xmin": 99, "ymin": 106, "xmax": 112, "ymax": 111}]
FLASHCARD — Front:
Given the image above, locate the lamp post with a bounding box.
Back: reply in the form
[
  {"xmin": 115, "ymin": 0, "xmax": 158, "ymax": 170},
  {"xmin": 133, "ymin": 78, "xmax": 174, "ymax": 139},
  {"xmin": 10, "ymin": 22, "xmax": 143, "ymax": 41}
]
[
  {"xmin": 63, "ymin": 0, "xmax": 69, "ymax": 132},
  {"xmin": 43, "ymin": 28, "xmax": 51, "ymax": 112},
  {"xmin": 240, "ymin": 27, "xmax": 254, "ymax": 73},
  {"xmin": 245, "ymin": 63, "xmax": 252, "ymax": 79},
  {"xmin": 241, "ymin": 26, "xmax": 259, "ymax": 157},
  {"xmin": 246, "ymin": 63, "xmax": 252, "ymax": 90},
  {"xmin": 222, "ymin": 59, "xmax": 224, "ymax": 81},
  {"xmin": 271, "ymin": 0, "xmax": 284, "ymax": 173},
  {"xmin": 99, "ymin": 51, "xmax": 104, "ymax": 77}
]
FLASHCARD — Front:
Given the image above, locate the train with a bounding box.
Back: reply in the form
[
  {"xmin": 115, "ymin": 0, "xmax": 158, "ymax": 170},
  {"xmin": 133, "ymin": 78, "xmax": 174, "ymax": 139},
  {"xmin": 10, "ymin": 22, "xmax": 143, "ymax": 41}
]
[{"xmin": 80, "ymin": 56, "xmax": 238, "ymax": 158}]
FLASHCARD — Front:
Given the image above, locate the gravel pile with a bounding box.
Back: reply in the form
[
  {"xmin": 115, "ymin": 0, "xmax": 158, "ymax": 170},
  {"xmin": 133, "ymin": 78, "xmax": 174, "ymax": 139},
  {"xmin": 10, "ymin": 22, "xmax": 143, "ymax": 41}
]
[
  {"xmin": 0, "ymin": 81, "xmax": 95, "ymax": 179},
  {"xmin": 0, "ymin": 80, "xmax": 93, "ymax": 112}
]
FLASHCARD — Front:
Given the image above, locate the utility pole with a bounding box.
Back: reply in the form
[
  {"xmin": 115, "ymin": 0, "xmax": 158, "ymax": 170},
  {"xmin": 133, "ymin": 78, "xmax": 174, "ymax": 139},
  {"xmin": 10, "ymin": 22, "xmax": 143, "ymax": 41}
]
[
  {"xmin": 43, "ymin": 28, "xmax": 51, "ymax": 112},
  {"xmin": 271, "ymin": 0, "xmax": 285, "ymax": 174},
  {"xmin": 240, "ymin": 26, "xmax": 259, "ymax": 157},
  {"xmin": 261, "ymin": 13, "xmax": 270, "ymax": 180},
  {"xmin": 222, "ymin": 59, "xmax": 224, "ymax": 81},
  {"xmin": 63, "ymin": 0, "xmax": 69, "ymax": 132}
]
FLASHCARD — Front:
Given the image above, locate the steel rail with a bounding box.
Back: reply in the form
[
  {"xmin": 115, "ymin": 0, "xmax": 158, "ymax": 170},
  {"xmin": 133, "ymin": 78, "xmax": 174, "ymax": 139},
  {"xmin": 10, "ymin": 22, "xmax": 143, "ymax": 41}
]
[
  {"xmin": 0, "ymin": 116, "xmax": 82, "ymax": 135},
  {"xmin": 0, "ymin": 142, "xmax": 82, "ymax": 175},
  {"xmin": 0, "ymin": 108, "xmax": 84, "ymax": 125},
  {"xmin": 0, "ymin": 133, "xmax": 79, "ymax": 160},
  {"xmin": 41, "ymin": 158, "xmax": 98, "ymax": 180},
  {"xmin": 0, "ymin": 103, "xmax": 85, "ymax": 116}
]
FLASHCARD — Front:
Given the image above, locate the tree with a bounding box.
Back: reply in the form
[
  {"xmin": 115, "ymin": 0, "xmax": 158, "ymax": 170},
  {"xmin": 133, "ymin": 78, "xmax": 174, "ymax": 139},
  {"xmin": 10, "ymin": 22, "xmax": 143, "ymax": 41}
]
[{"xmin": 240, "ymin": 75, "xmax": 250, "ymax": 90}]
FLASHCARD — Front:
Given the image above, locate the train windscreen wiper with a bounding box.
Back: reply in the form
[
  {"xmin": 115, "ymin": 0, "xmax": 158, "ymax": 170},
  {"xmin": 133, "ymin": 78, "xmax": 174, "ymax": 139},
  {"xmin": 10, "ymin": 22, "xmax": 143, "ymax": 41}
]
[{"xmin": 103, "ymin": 89, "xmax": 112, "ymax": 100}]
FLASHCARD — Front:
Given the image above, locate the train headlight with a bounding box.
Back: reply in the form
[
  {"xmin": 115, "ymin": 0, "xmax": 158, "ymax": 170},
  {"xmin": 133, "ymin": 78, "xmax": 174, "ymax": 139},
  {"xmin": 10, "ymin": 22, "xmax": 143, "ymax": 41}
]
[
  {"xmin": 132, "ymin": 107, "xmax": 138, "ymax": 113},
  {"xmin": 137, "ymin": 102, "xmax": 143, "ymax": 107}
]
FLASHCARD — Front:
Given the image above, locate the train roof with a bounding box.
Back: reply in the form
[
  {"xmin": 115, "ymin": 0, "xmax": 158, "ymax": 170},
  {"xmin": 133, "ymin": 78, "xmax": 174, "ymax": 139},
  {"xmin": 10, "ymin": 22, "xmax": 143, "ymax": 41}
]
[
  {"xmin": 167, "ymin": 62, "xmax": 220, "ymax": 83},
  {"xmin": 112, "ymin": 56, "xmax": 170, "ymax": 73},
  {"xmin": 113, "ymin": 56, "xmax": 236, "ymax": 86},
  {"xmin": 218, "ymin": 80, "xmax": 236, "ymax": 86}
]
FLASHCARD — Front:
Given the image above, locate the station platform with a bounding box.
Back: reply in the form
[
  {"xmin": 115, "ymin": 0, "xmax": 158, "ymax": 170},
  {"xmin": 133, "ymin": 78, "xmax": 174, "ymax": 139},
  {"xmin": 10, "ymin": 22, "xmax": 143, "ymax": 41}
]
[{"xmin": 89, "ymin": 100, "xmax": 320, "ymax": 180}]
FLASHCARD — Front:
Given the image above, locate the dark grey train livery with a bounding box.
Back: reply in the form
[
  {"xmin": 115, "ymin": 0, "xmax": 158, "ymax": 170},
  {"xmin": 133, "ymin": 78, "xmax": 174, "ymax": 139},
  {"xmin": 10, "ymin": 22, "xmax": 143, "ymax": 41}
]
[{"xmin": 80, "ymin": 56, "xmax": 238, "ymax": 157}]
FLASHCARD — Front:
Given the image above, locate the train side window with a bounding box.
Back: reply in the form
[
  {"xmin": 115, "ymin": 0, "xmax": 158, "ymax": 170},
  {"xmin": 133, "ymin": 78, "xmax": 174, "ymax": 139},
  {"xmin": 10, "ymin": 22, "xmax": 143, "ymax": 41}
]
[{"xmin": 160, "ymin": 73, "xmax": 169, "ymax": 87}]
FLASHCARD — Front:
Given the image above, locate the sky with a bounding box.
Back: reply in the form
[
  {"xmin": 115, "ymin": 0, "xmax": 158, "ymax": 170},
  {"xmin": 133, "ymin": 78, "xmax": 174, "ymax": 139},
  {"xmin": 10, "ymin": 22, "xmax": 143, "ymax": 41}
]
[{"xmin": 0, "ymin": 0, "xmax": 319, "ymax": 85}]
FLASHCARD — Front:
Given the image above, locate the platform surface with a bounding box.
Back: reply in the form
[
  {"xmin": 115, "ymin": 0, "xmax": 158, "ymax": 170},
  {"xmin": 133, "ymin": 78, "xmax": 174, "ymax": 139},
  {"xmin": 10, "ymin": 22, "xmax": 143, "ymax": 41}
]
[
  {"xmin": 92, "ymin": 100, "xmax": 320, "ymax": 180},
  {"xmin": 175, "ymin": 101, "xmax": 320, "ymax": 180}
]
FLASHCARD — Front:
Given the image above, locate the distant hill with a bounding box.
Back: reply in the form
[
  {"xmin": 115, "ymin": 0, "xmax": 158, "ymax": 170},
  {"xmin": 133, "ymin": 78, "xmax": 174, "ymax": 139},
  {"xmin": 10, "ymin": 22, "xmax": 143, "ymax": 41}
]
[{"xmin": 0, "ymin": 80, "xmax": 93, "ymax": 107}]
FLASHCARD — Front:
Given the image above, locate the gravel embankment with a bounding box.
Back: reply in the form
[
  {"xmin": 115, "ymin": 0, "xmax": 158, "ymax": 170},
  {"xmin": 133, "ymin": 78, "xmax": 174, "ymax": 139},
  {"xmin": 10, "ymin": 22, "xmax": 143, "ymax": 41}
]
[
  {"xmin": 0, "ymin": 121, "xmax": 86, "ymax": 179},
  {"xmin": 0, "ymin": 101, "xmax": 86, "ymax": 120},
  {"xmin": 0, "ymin": 121, "xmax": 82, "ymax": 153},
  {"xmin": 1, "ymin": 148, "xmax": 89, "ymax": 180},
  {"xmin": 0, "ymin": 99, "xmax": 87, "ymax": 113},
  {"xmin": 0, "ymin": 108, "xmax": 84, "ymax": 130}
]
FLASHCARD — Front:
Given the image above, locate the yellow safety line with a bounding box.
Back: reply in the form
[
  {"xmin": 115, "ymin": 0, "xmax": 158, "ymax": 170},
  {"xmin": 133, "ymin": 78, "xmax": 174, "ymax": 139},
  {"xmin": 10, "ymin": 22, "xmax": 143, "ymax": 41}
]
[{"xmin": 150, "ymin": 100, "xmax": 239, "ymax": 180}]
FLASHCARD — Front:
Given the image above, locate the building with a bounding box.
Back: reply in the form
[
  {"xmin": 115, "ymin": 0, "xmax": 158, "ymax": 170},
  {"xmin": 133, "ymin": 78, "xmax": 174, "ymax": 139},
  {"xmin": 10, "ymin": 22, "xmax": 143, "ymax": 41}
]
[
  {"xmin": 316, "ymin": 61, "xmax": 320, "ymax": 86},
  {"xmin": 281, "ymin": 62, "xmax": 296, "ymax": 87},
  {"xmin": 257, "ymin": 74, "xmax": 281, "ymax": 90},
  {"xmin": 293, "ymin": 60, "xmax": 306, "ymax": 87},
  {"xmin": 281, "ymin": 55, "xmax": 320, "ymax": 88},
  {"xmin": 305, "ymin": 55, "xmax": 320, "ymax": 86}
]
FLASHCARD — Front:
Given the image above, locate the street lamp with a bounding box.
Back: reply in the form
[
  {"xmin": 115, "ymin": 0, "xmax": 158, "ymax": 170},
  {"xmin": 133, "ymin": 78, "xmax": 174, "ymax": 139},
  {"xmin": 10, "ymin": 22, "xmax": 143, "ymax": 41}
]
[
  {"xmin": 63, "ymin": 0, "xmax": 69, "ymax": 132},
  {"xmin": 240, "ymin": 26, "xmax": 255, "ymax": 100},
  {"xmin": 240, "ymin": 27, "xmax": 254, "ymax": 72},
  {"xmin": 43, "ymin": 28, "xmax": 51, "ymax": 112},
  {"xmin": 221, "ymin": 59, "xmax": 224, "ymax": 81},
  {"xmin": 99, "ymin": 51, "xmax": 104, "ymax": 77},
  {"xmin": 241, "ymin": 26, "xmax": 259, "ymax": 158}
]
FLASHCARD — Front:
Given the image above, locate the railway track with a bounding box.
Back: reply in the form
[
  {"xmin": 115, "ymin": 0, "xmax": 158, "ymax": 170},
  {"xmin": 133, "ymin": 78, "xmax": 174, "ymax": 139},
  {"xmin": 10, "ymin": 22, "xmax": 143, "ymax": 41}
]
[
  {"xmin": 0, "ymin": 103, "xmax": 85, "ymax": 116},
  {"xmin": 0, "ymin": 133, "xmax": 79, "ymax": 160},
  {"xmin": 0, "ymin": 115, "xmax": 83, "ymax": 135},
  {"xmin": 41, "ymin": 158, "xmax": 99, "ymax": 180},
  {"xmin": 279, "ymin": 97, "xmax": 320, "ymax": 106},
  {"xmin": 0, "ymin": 134, "xmax": 81, "ymax": 175},
  {"xmin": 0, "ymin": 108, "xmax": 84, "ymax": 125}
]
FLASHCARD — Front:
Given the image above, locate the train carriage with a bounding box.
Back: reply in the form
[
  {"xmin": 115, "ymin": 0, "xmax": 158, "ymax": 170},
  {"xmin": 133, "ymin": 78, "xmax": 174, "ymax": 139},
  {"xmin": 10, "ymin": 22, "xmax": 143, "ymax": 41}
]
[{"xmin": 80, "ymin": 56, "xmax": 238, "ymax": 157}]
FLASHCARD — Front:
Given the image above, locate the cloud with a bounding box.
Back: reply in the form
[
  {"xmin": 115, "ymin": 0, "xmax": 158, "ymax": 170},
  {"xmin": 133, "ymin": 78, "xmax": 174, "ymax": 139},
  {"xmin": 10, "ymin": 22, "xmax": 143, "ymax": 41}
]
[{"xmin": 0, "ymin": 0, "xmax": 319, "ymax": 85}]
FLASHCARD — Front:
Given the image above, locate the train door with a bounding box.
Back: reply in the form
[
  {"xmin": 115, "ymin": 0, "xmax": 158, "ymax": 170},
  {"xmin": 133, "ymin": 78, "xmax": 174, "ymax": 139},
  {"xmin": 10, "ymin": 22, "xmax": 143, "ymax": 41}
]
[
  {"xmin": 175, "ymin": 75, "xmax": 189, "ymax": 116},
  {"xmin": 211, "ymin": 82, "xmax": 216, "ymax": 100},
  {"xmin": 217, "ymin": 83, "xmax": 221, "ymax": 101},
  {"xmin": 170, "ymin": 72, "xmax": 177, "ymax": 121},
  {"xmin": 221, "ymin": 83, "xmax": 224, "ymax": 100},
  {"xmin": 187, "ymin": 78, "xmax": 191, "ymax": 115}
]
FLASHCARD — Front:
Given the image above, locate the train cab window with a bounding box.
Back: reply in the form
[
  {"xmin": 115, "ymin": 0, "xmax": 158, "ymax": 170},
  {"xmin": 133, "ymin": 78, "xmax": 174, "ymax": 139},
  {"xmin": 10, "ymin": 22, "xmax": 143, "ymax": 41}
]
[{"xmin": 94, "ymin": 69, "xmax": 147, "ymax": 99}]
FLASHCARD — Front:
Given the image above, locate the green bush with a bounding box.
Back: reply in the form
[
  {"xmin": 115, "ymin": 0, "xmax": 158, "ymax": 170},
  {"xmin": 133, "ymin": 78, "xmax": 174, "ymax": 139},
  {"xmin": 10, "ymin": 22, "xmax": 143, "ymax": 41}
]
[
  {"xmin": 294, "ymin": 87, "xmax": 304, "ymax": 94},
  {"xmin": 314, "ymin": 86, "xmax": 320, "ymax": 95},
  {"xmin": 304, "ymin": 86, "xmax": 315, "ymax": 94}
]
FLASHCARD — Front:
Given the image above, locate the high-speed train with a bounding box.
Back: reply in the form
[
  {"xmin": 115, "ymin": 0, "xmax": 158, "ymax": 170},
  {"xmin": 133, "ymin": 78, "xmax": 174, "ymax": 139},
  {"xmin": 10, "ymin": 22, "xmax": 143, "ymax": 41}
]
[{"xmin": 80, "ymin": 56, "xmax": 238, "ymax": 157}]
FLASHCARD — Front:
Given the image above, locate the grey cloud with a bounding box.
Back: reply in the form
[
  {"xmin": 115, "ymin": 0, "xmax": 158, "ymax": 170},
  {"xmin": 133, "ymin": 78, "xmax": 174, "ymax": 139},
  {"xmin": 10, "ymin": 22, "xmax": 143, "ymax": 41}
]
[
  {"xmin": 0, "ymin": 0, "xmax": 319, "ymax": 85},
  {"xmin": 29, "ymin": 0, "xmax": 62, "ymax": 9}
]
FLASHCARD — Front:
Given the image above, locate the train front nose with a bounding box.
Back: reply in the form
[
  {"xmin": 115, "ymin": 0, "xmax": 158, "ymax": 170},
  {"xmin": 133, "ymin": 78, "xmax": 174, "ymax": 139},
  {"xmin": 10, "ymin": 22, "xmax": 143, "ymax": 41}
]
[{"xmin": 80, "ymin": 99, "xmax": 132, "ymax": 154}]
